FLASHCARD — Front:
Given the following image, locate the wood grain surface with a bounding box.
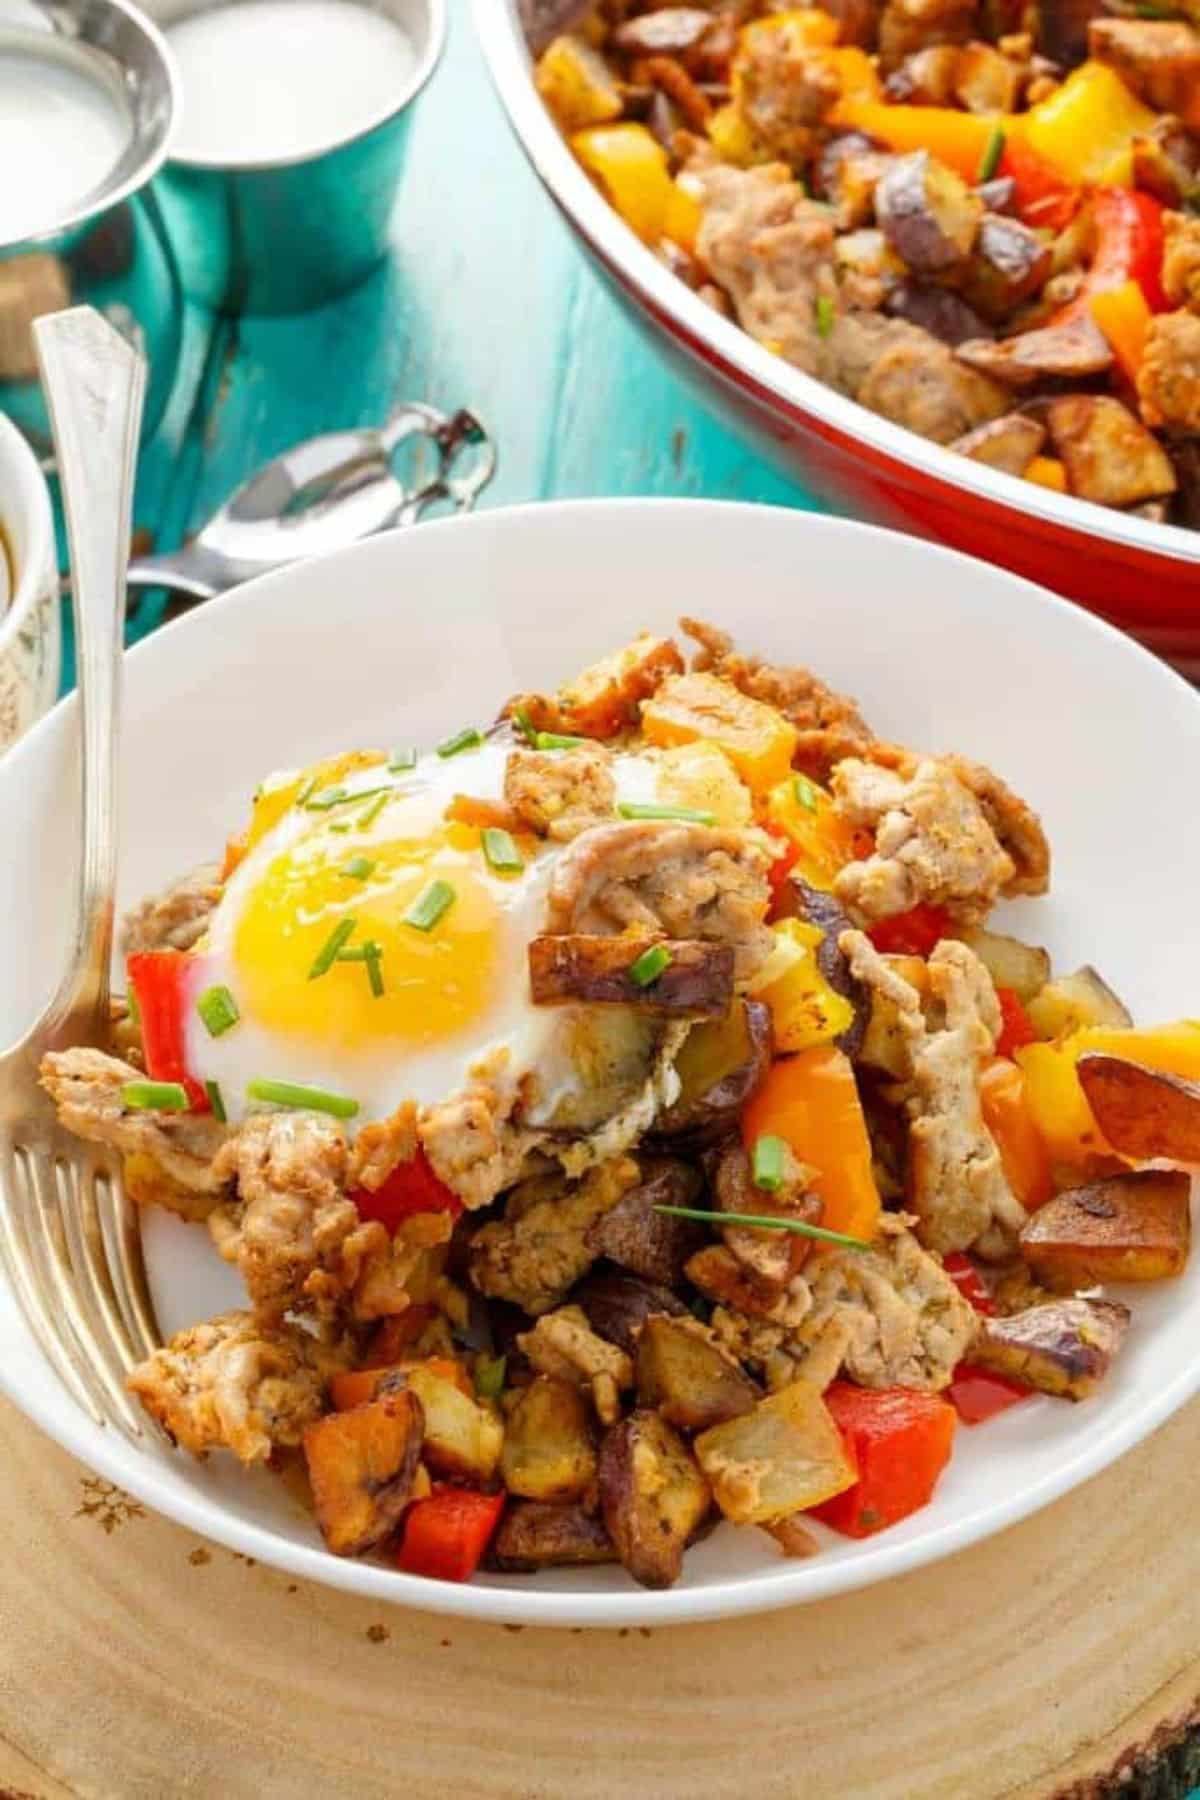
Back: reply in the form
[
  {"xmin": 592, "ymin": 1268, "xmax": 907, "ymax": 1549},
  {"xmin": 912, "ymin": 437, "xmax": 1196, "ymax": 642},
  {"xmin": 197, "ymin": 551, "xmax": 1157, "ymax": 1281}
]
[{"xmin": 2, "ymin": 1384, "xmax": 1199, "ymax": 1800}]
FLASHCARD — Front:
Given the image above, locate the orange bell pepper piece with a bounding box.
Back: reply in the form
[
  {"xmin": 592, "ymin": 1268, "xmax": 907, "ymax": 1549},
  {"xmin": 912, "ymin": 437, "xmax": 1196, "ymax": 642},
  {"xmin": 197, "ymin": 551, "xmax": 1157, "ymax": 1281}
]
[
  {"xmin": 1024, "ymin": 456, "xmax": 1068, "ymax": 493},
  {"xmin": 396, "ymin": 1485, "xmax": 505, "ymax": 1582},
  {"xmin": 641, "ymin": 671, "xmax": 799, "ymax": 792},
  {"xmin": 741, "ymin": 1047, "xmax": 881, "ymax": 1242},
  {"xmin": 1090, "ymin": 277, "xmax": 1153, "ymax": 381},
  {"xmin": 570, "ymin": 122, "xmax": 677, "ymax": 244},
  {"xmin": 980, "ymin": 1057, "xmax": 1054, "ymax": 1208},
  {"xmin": 809, "ymin": 1384, "xmax": 957, "ymax": 1536},
  {"xmin": 830, "ymin": 100, "xmax": 994, "ymax": 182},
  {"xmin": 761, "ymin": 773, "xmax": 857, "ymax": 891}
]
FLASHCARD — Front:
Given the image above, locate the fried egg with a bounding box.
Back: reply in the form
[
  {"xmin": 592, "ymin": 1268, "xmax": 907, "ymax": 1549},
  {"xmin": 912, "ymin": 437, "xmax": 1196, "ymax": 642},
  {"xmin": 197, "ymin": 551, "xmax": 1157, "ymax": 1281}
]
[{"xmin": 183, "ymin": 735, "xmax": 747, "ymax": 1133}]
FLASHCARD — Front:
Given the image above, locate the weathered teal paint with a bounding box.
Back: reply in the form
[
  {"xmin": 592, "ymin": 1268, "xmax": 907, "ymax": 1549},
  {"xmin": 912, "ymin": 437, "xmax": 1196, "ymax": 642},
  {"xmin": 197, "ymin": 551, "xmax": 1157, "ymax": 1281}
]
[{"xmin": 59, "ymin": 0, "xmax": 821, "ymax": 690}]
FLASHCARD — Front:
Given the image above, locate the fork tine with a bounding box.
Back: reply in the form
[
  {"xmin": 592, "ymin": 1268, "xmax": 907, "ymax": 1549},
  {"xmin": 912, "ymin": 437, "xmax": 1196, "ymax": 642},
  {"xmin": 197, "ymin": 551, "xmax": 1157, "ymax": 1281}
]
[
  {"xmin": 93, "ymin": 1163, "xmax": 160, "ymax": 1362},
  {"xmin": 0, "ymin": 1139, "xmax": 106, "ymax": 1428},
  {"xmin": 25, "ymin": 1149, "xmax": 145, "ymax": 1438},
  {"xmin": 62, "ymin": 1158, "xmax": 140, "ymax": 1369}
]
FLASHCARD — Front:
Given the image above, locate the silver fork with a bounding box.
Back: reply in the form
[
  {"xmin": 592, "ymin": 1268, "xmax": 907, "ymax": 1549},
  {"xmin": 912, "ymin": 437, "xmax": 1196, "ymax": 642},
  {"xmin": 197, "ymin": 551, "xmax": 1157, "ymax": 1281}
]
[{"xmin": 0, "ymin": 308, "xmax": 158, "ymax": 1437}]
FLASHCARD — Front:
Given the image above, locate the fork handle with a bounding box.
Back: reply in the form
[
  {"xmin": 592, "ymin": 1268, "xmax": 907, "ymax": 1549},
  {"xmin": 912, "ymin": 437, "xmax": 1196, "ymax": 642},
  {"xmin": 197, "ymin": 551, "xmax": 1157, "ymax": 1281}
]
[{"xmin": 34, "ymin": 310, "xmax": 146, "ymax": 1038}]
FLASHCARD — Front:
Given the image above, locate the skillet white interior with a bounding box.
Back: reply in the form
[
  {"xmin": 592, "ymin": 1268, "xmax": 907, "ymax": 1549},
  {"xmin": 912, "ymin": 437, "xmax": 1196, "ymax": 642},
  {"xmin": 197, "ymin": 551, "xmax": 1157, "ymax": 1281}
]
[{"xmin": 3, "ymin": 498, "xmax": 1198, "ymax": 1628}]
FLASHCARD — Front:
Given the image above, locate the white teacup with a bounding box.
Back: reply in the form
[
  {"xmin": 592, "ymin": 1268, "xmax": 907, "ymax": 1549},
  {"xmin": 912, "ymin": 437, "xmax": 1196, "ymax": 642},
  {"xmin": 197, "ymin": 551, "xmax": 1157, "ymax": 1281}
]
[{"xmin": 0, "ymin": 414, "xmax": 59, "ymax": 757}]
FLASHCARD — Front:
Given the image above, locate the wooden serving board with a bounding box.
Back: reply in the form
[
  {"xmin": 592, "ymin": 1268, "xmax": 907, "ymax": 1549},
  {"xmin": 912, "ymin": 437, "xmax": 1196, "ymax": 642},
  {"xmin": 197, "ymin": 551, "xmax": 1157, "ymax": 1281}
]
[{"xmin": 2, "ymin": 1391, "xmax": 1199, "ymax": 1799}]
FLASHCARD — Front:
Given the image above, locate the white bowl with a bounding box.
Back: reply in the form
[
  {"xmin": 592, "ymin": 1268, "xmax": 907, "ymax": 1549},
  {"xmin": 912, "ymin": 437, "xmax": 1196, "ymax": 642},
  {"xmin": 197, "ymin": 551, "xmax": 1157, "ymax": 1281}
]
[
  {"xmin": 1, "ymin": 500, "xmax": 1197, "ymax": 1628},
  {"xmin": 0, "ymin": 413, "xmax": 59, "ymax": 757}
]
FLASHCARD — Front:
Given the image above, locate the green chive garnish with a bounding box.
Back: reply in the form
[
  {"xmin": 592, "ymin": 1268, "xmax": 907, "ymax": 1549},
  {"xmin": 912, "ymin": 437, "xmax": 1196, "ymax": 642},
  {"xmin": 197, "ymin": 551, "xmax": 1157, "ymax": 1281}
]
[
  {"xmin": 329, "ymin": 820, "xmax": 353, "ymax": 834},
  {"xmin": 404, "ymin": 879, "xmax": 456, "ymax": 932},
  {"xmin": 513, "ymin": 706, "xmax": 538, "ymax": 745},
  {"xmin": 308, "ymin": 917, "xmax": 356, "ymax": 979},
  {"xmin": 205, "ymin": 1080, "xmax": 227, "ymax": 1123},
  {"xmin": 388, "ymin": 747, "xmax": 417, "ymax": 773},
  {"xmin": 339, "ymin": 855, "xmax": 375, "ymax": 882},
  {"xmin": 794, "ymin": 775, "xmax": 818, "ymax": 813},
  {"xmin": 306, "ymin": 783, "xmax": 390, "ymax": 812},
  {"xmin": 196, "ymin": 984, "xmax": 240, "ymax": 1038},
  {"xmin": 246, "ymin": 1078, "xmax": 360, "ymax": 1120},
  {"xmin": 437, "ymin": 727, "xmax": 483, "ymax": 759},
  {"xmin": 617, "ymin": 801, "xmax": 717, "ymax": 825},
  {"xmin": 358, "ymin": 790, "xmax": 390, "ymax": 829},
  {"xmin": 978, "ymin": 123, "xmax": 1005, "ymax": 184},
  {"xmin": 815, "ymin": 295, "xmax": 836, "ymax": 339},
  {"xmin": 534, "ymin": 731, "xmax": 588, "ymax": 750},
  {"xmin": 752, "ymin": 1133, "xmax": 788, "ymax": 1193},
  {"xmin": 122, "ymin": 1080, "xmax": 189, "ymax": 1113},
  {"xmin": 654, "ymin": 1203, "xmax": 871, "ymax": 1254},
  {"xmin": 482, "ymin": 827, "xmax": 523, "ymax": 874},
  {"xmin": 475, "ymin": 1353, "xmax": 507, "ymax": 1401},
  {"xmin": 304, "ymin": 783, "xmax": 347, "ymax": 810},
  {"xmin": 630, "ymin": 943, "xmax": 672, "ymax": 987},
  {"xmin": 339, "ymin": 941, "xmax": 386, "ymax": 997},
  {"xmin": 295, "ymin": 776, "xmax": 318, "ymax": 807}
]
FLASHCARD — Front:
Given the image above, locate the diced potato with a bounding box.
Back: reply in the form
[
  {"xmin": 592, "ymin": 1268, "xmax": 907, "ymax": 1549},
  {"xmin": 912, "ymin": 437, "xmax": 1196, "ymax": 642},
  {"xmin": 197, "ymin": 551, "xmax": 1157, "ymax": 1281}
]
[
  {"xmin": 303, "ymin": 1388, "xmax": 424, "ymax": 1556},
  {"xmin": 500, "ymin": 1376, "xmax": 596, "ymax": 1502},
  {"xmin": 1026, "ymin": 966, "xmax": 1133, "ymax": 1038},
  {"xmin": 557, "ymin": 631, "xmax": 684, "ymax": 737},
  {"xmin": 490, "ymin": 1501, "xmax": 617, "ymax": 1572},
  {"xmin": 694, "ymin": 1382, "xmax": 856, "ymax": 1525},
  {"xmin": 586, "ymin": 1158, "xmax": 707, "ymax": 1286},
  {"xmin": 651, "ymin": 997, "xmax": 773, "ymax": 1145},
  {"xmin": 528, "ymin": 932, "xmax": 734, "ymax": 1017},
  {"xmin": 641, "ymin": 672, "xmax": 799, "ymax": 792},
  {"xmin": 1020, "ymin": 1169, "xmax": 1191, "ymax": 1287},
  {"xmin": 636, "ymin": 1314, "xmax": 761, "ymax": 1431},
  {"xmin": 535, "ymin": 34, "xmax": 624, "ymax": 132},
  {"xmin": 1077, "ymin": 1054, "xmax": 1200, "ymax": 1165},
  {"xmin": 597, "ymin": 1409, "xmax": 712, "ymax": 1588},
  {"xmin": 971, "ymin": 1298, "xmax": 1131, "ymax": 1401},
  {"xmin": 405, "ymin": 1366, "xmax": 504, "ymax": 1484},
  {"xmin": 859, "ymin": 953, "xmax": 928, "ymax": 1078},
  {"xmin": 959, "ymin": 927, "xmax": 1051, "ymax": 1003},
  {"xmin": 574, "ymin": 1268, "xmax": 690, "ymax": 1354}
]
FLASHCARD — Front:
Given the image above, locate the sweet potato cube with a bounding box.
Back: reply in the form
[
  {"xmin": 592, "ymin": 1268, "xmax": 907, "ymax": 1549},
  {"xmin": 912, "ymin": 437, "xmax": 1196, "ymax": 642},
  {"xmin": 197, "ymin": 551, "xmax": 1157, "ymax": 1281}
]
[
  {"xmin": 641, "ymin": 672, "xmax": 799, "ymax": 791},
  {"xmin": 303, "ymin": 1388, "xmax": 424, "ymax": 1556},
  {"xmin": 1020, "ymin": 1169, "xmax": 1191, "ymax": 1287},
  {"xmin": 1077, "ymin": 1054, "xmax": 1200, "ymax": 1164}
]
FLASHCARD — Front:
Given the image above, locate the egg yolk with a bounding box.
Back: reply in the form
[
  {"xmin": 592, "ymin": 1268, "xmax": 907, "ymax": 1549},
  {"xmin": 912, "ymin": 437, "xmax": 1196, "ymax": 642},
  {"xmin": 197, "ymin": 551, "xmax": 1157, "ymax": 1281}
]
[{"xmin": 233, "ymin": 817, "xmax": 504, "ymax": 1049}]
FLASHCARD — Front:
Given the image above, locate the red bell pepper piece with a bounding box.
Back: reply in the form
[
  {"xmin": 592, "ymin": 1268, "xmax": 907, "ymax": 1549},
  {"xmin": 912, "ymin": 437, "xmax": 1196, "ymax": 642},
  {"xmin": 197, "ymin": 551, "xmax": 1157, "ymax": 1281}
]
[
  {"xmin": 1054, "ymin": 188, "xmax": 1168, "ymax": 325},
  {"xmin": 942, "ymin": 1250, "xmax": 996, "ymax": 1316},
  {"xmin": 947, "ymin": 1363, "xmax": 1031, "ymax": 1425},
  {"xmin": 1000, "ymin": 138, "xmax": 1079, "ymax": 235},
  {"xmin": 126, "ymin": 950, "xmax": 209, "ymax": 1111},
  {"xmin": 867, "ymin": 903, "xmax": 952, "ymax": 959},
  {"xmin": 395, "ymin": 1485, "xmax": 505, "ymax": 1582},
  {"xmin": 810, "ymin": 1384, "xmax": 957, "ymax": 1538},
  {"xmin": 350, "ymin": 1150, "xmax": 463, "ymax": 1233},
  {"xmin": 995, "ymin": 986, "xmax": 1037, "ymax": 1060}
]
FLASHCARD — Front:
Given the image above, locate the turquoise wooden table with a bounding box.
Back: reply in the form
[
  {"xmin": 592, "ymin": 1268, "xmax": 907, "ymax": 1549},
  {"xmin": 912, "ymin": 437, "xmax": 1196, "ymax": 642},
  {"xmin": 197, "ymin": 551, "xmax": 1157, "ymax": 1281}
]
[{"xmin": 57, "ymin": 0, "xmax": 821, "ymax": 688}]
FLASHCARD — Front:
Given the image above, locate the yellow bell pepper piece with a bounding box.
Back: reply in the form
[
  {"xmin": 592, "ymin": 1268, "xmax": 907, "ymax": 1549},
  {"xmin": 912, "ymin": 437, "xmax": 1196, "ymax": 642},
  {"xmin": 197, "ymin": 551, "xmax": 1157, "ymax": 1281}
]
[
  {"xmin": 707, "ymin": 101, "xmax": 771, "ymax": 168},
  {"xmin": 741, "ymin": 1047, "xmax": 881, "ymax": 1243},
  {"xmin": 762, "ymin": 772, "xmax": 858, "ymax": 891},
  {"xmin": 1017, "ymin": 1021, "xmax": 1200, "ymax": 1167},
  {"xmin": 571, "ymin": 124, "xmax": 676, "ymax": 245},
  {"xmin": 1090, "ymin": 277, "xmax": 1152, "ymax": 381},
  {"xmin": 748, "ymin": 918, "xmax": 857, "ymax": 1052},
  {"xmin": 1019, "ymin": 61, "xmax": 1156, "ymax": 187},
  {"xmin": 641, "ymin": 672, "xmax": 799, "ymax": 792},
  {"xmin": 535, "ymin": 35, "xmax": 624, "ymax": 133},
  {"xmin": 1024, "ymin": 455, "xmax": 1068, "ymax": 493},
  {"xmin": 664, "ymin": 180, "xmax": 702, "ymax": 255}
]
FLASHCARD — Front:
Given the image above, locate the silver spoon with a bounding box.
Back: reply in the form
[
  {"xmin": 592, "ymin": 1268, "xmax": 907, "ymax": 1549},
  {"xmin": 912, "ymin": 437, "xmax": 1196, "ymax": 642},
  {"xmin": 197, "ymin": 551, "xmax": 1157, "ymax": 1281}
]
[{"xmin": 126, "ymin": 402, "xmax": 496, "ymax": 602}]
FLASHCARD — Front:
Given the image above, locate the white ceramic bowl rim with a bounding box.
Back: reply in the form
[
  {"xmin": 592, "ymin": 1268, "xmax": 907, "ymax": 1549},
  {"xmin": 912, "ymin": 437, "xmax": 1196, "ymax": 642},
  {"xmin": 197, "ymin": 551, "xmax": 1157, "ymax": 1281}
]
[
  {"xmin": 0, "ymin": 413, "xmax": 55, "ymax": 660},
  {"xmin": 473, "ymin": 0, "xmax": 1200, "ymax": 571}
]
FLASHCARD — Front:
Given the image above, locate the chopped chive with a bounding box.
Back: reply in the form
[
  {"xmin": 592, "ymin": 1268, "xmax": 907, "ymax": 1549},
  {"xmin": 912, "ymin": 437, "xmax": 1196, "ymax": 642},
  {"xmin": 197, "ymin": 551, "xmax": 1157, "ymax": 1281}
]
[
  {"xmin": 436, "ymin": 726, "xmax": 483, "ymax": 759},
  {"xmin": 304, "ymin": 784, "xmax": 347, "ymax": 810},
  {"xmin": 654, "ymin": 1203, "xmax": 871, "ymax": 1253},
  {"xmin": 617, "ymin": 801, "xmax": 717, "ymax": 825},
  {"xmin": 482, "ymin": 827, "xmax": 524, "ymax": 874},
  {"xmin": 306, "ymin": 783, "xmax": 391, "ymax": 812},
  {"xmin": 533, "ymin": 731, "xmax": 588, "ymax": 750},
  {"xmin": 246, "ymin": 1078, "xmax": 359, "ymax": 1120},
  {"xmin": 196, "ymin": 983, "xmax": 240, "ymax": 1038},
  {"xmin": 404, "ymin": 879, "xmax": 456, "ymax": 932},
  {"xmin": 122, "ymin": 1079, "xmax": 189, "ymax": 1113},
  {"xmin": 339, "ymin": 855, "xmax": 375, "ymax": 882},
  {"xmin": 387, "ymin": 746, "xmax": 417, "ymax": 773},
  {"xmin": 205, "ymin": 1079, "xmax": 227, "ymax": 1123},
  {"xmin": 308, "ymin": 916, "xmax": 356, "ymax": 979},
  {"xmin": 341, "ymin": 939, "xmax": 386, "ymax": 997},
  {"xmin": 630, "ymin": 943, "xmax": 672, "ymax": 987},
  {"xmin": 752, "ymin": 1133, "xmax": 788, "ymax": 1193},
  {"xmin": 358, "ymin": 790, "xmax": 390, "ymax": 829},
  {"xmin": 794, "ymin": 775, "xmax": 819, "ymax": 813},
  {"xmin": 977, "ymin": 123, "xmax": 1005, "ymax": 184},
  {"xmin": 475, "ymin": 1353, "xmax": 507, "ymax": 1401},
  {"xmin": 815, "ymin": 294, "xmax": 836, "ymax": 339},
  {"xmin": 512, "ymin": 706, "xmax": 538, "ymax": 745},
  {"xmin": 330, "ymin": 820, "xmax": 353, "ymax": 834},
  {"xmin": 295, "ymin": 776, "xmax": 318, "ymax": 807}
]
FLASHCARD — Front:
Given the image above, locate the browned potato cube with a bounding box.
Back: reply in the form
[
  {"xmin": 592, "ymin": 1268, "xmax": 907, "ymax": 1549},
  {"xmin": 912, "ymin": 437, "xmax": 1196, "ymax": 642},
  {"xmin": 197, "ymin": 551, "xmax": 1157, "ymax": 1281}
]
[
  {"xmin": 1077, "ymin": 1055, "xmax": 1200, "ymax": 1165},
  {"xmin": 573, "ymin": 1268, "xmax": 689, "ymax": 1354},
  {"xmin": 636, "ymin": 1314, "xmax": 760, "ymax": 1431},
  {"xmin": 500, "ymin": 1376, "xmax": 596, "ymax": 1502},
  {"xmin": 303, "ymin": 1389, "xmax": 423, "ymax": 1556},
  {"xmin": 693, "ymin": 1383, "xmax": 856, "ymax": 1525},
  {"xmin": 404, "ymin": 1367, "xmax": 504, "ymax": 1483},
  {"xmin": 1020, "ymin": 1170, "xmax": 1191, "ymax": 1288},
  {"xmin": 528, "ymin": 934, "xmax": 734, "ymax": 1017},
  {"xmin": 597, "ymin": 1410, "xmax": 711, "ymax": 1588},
  {"xmin": 971, "ymin": 1298, "xmax": 1131, "ymax": 1400},
  {"xmin": 586, "ymin": 1157, "xmax": 706, "ymax": 1286},
  {"xmin": 651, "ymin": 996, "xmax": 773, "ymax": 1145},
  {"xmin": 490, "ymin": 1501, "xmax": 617, "ymax": 1571},
  {"xmin": 1026, "ymin": 968, "xmax": 1132, "ymax": 1039}
]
